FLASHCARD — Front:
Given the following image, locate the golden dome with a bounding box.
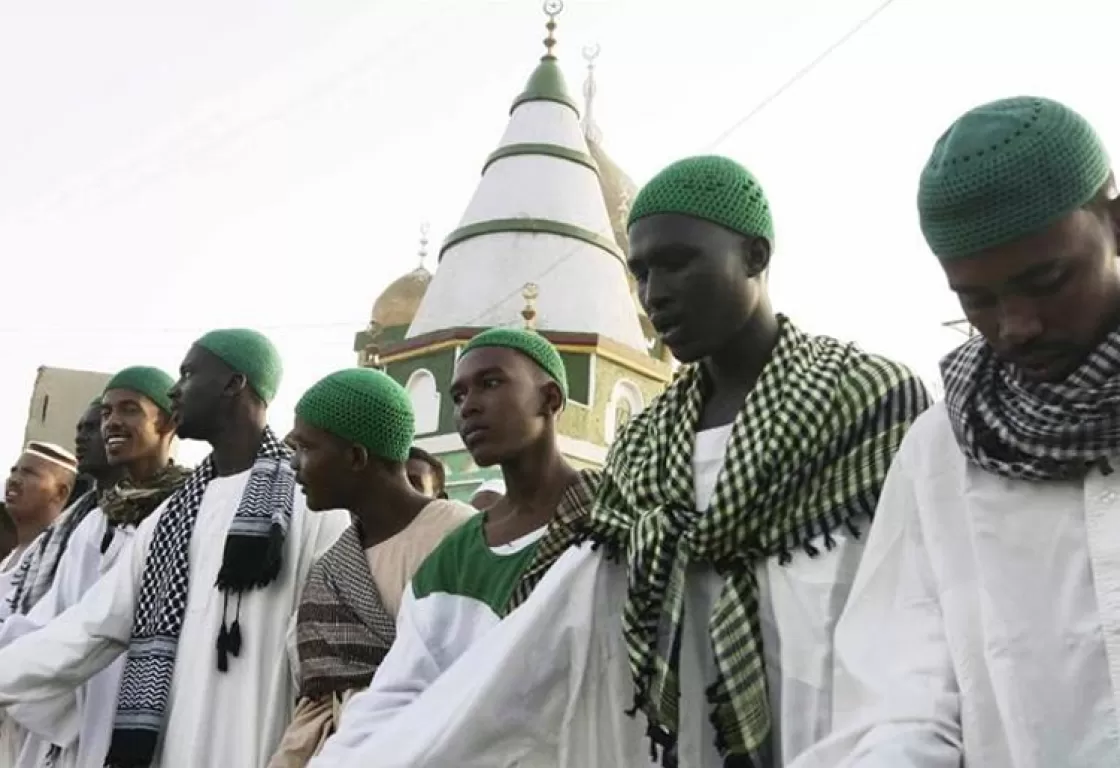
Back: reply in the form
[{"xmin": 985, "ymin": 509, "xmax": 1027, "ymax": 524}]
[{"xmin": 370, "ymin": 266, "xmax": 432, "ymax": 328}]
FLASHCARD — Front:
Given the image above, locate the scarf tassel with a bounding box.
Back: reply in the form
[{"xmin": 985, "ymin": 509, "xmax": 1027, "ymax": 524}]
[
  {"xmin": 645, "ymin": 723, "xmax": 678, "ymax": 768},
  {"xmin": 103, "ymin": 729, "xmax": 160, "ymax": 768},
  {"xmin": 215, "ymin": 591, "xmax": 245, "ymax": 672},
  {"xmin": 215, "ymin": 522, "xmax": 285, "ymax": 592},
  {"xmin": 844, "ymin": 518, "xmax": 862, "ymax": 539}
]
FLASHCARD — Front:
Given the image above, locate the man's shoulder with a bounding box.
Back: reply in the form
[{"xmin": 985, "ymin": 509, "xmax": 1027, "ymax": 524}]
[
  {"xmin": 895, "ymin": 401, "xmax": 959, "ymax": 472},
  {"xmin": 422, "ymin": 499, "xmax": 478, "ymax": 530},
  {"xmin": 409, "ymin": 515, "xmax": 488, "ymax": 600}
]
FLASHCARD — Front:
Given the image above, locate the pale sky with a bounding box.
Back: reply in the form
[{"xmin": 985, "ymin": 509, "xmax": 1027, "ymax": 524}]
[{"xmin": 2, "ymin": 0, "xmax": 1117, "ymax": 465}]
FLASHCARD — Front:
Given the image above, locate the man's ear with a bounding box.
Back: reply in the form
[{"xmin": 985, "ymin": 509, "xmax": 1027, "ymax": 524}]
[
  {"xmin": 541, "ymin": 381, "xmax": 564, "ymax": 418},
  {"xmin": 347, "ymin": 443, "xmax": 370, "ymax": 472},
  {"xmin": 157, "ymin": 410, "xmax": 178, "ymax": 438},
  {"xmin": 741, "ymin": 236, "xmax": 772, "ymax": 278},
  {"xmin": 1107, "ymin": 195, "xmax": 1120, "ymax": 249},
  {"xmin": 224, "ymin": 372, "xmax": 250, "ymax": 397},
  {"xmin": 56, "ymin": 478, "xmax": 74, "ymax": 506}
]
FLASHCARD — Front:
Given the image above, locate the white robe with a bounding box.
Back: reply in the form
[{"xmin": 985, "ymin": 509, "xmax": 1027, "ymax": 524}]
[
  {"xmin": 0, "ymin": 508, "xmax": 132, "ymax": 768},
  {"xmin": 791, "ymin": 402, "xmax": 1120, "ymax": 767},
  {"xmin": 316, "ymin": 426, "xmax": 865, "ymax": 766},
  {"xmin": 0, "ymin": 541, "xmax": 43, "ymax": 766},
  {"xmin": 0, "ymin": 470, "xmax": 349, "ymax": 768}
]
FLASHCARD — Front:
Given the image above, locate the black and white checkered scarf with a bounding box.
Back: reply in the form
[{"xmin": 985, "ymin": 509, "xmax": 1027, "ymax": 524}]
[
  {"xmin": 582, "ymin": 317, "xmax": 932, "ymax": 765},
  {"xmin": 105, "ymin": 427, "xmax": 294, "ymax": 768},
  {"xmin": 941, "ymin": 331, "xmax": 1120, "ymax": 481},
  {"xmin": 5, "ymin": 490, "xmax": 100, "ymax": 617}
]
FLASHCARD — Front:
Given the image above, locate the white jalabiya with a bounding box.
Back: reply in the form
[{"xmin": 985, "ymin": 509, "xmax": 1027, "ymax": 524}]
[
  {"xmin": 791, "ymin": 402, "xmax": 1120, "ymax": 767},
  {"xmin": 0, "ymin": 471, "xmax": 350, "ymax": 768},
  {"xmin": 315, "ymin": 426, "xmax": 865, "ymax": 766},
  {"xmin": 0, "ymin": 540, "xmax": 44, "ymax": 766},
  {"xmin": 0, "ymin": 508, "xmax": 131, "ymax": 768},
  {"xmin": 0, "ymin": 541, "xmax": 38, "ymax": 622}
]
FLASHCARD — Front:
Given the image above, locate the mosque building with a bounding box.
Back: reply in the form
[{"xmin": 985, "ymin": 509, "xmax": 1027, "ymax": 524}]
[{"xmin": 353, "ymin": 2, "xmax": 673, "ymax": 501}]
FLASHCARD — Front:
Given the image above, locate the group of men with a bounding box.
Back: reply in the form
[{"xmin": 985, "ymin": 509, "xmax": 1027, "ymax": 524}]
[{"xmin": 0, "ymin": 92, "xmax": 1115, "ymax": 768}]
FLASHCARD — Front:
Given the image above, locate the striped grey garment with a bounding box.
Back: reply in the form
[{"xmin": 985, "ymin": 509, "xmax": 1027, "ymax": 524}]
[
  {"xmin": 941, "ymin": 330, "xmax": 1120, "ymax": 481},
  {"xmin": 582, "ymin": 315, "xmax": 933, "ymax": 766},
  {"xmin": 296, "ymin": 524, "xmax": 396, "ymax": 700}
]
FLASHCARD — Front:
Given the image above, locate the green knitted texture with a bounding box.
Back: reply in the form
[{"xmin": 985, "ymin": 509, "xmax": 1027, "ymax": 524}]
[
  {"xmin": 918, "ymin": 96, "xmax": 1111, "ymax": 260},
  {"xmin": 195, "ymin": 328, "xmax": 283, "ymax": 404},
  {"xmin": 104, "ymin": 366, "xmax": 176, "ymax": 415},
  {"xmin": 628, "ymin": 155, "xmax": 775, "ymax": 244},
  {"xmin": 461, "ymin": 327, "xmax": 568, "ymax": 399},
  {"xmin": 295, "ymin": 368, "xmax": 415, "ymax": 463}
]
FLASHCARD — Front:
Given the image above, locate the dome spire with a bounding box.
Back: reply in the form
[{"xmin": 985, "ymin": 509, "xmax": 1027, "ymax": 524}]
[
  {"xmin": 510, "ymin": 1, "xmax": 578, "ymax": 115},
  {"xmin": 581, "ymin": 43, "xmax": 602, "ymax": 144},
  {"xmin": 543, "ymin": 0, "xmax": 562, "ymax": 60},
  {"xmin": 417, "ymin": 221, "xmax": 431, "ymax": 270}
]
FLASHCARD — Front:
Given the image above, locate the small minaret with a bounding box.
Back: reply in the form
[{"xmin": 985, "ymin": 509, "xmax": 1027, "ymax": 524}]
[
  {"xmin": 417, "ymin": 221, "xmax": 430, "ymax": 270},
  {"xmin": 581, "ymin": 43, "xmax": 602, "ymax": 145}
]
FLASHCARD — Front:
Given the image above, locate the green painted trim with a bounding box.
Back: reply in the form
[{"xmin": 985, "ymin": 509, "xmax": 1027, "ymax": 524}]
[
  {"xmin": 510, "ymin": 56, "xmax": 579, "ymax": 116},
  {"xmin": 410, "ymin": 516, "xmax": 537, "ymax": 617},
  {"xmin": 482, "ymin": 143, "xmax": 598, "ymax": 176},
  {"xmin": 440, "ymin": 218, "xmax": 623, "ymax": 262}
]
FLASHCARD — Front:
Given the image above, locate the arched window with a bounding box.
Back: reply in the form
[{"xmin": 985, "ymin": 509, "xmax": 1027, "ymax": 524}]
[
  {"xmin": 604, "ymin": 379, "xmax": 644, "ymax": 443},
  {"xmin": 406, "ymin": 369, "xmax": 441, "ymax": 436}
]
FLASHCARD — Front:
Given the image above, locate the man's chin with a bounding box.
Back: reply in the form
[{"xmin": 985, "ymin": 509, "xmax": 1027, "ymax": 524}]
[
  {"xmin": 664, "ymin": 340, "xmax": 704, "ymax": 364},
  {"xmin": 300, "ymin": 490, "xmax": 330, "ymax": 513},
  {"xmin": 466, "ymin": 448, "xmax": 503, "ymax": 468}
]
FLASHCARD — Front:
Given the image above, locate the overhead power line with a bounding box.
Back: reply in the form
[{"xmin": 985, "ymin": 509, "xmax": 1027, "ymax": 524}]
[{"xmin": 703, "ymin": 0, "xmax": 900, "ymax": 150}]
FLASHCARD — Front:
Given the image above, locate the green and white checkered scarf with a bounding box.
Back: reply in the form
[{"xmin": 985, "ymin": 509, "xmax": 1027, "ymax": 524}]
[{"xmin": 583, "ymin": 317, "xmax": 931, "ymax": 764}]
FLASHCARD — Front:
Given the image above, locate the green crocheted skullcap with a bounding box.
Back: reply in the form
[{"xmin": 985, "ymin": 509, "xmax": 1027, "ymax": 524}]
[
  {"xmin": 104, "ymin": 366, "xmax": 175, "ymax": 415},
  {"xmin": 194, "ymin": 328, "xmax": 283, "ymax": 404},
  {"xmin": 295, "ymin": 368, "xmax": 415, "ymax": 463},
  {"xmin": 919, "ymin": 96, "xmax": 1112, "ymax": 260},
  {"xmin": 628, "ymin": 155, "xmax": 774, "ymax": 244},
  {"xmin": 460, "ymin": 327, "xmax": 568, "ymax": 400}
]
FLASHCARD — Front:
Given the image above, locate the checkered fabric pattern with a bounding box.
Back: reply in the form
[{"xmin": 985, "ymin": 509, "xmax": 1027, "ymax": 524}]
[
  {"xmin": 296, "ymin": 524, "xmax": 397, "ymax": 699},
  {"xmin": 505, "ymin": 469, "xmax": 600, "ymax": 613},
  {"xmin": 106, "ymin": 427, "xmax": 294, "ymax": 767},
  {"xmin": 10, "ymin": 490, "xmax": 101, "ymax": 616},
  {"xmin": 582, "ymin": 316, "xmax": 932, "ymax": 764},
  {"xmin": 941, "ymin": 332, "xmax": 1120, "ymax": 481}
]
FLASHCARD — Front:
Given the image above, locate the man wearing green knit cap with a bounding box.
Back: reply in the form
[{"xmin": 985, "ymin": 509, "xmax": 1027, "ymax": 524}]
[
  {"xmin": 271, "ymin": 368, "xmax": 472, "ymax": 765},
  {"xmin": 314, "ymin": 327, "xmax": 604, "ymax": 765},
  {"xmin": 794, "ymin": 98, "xmax": 1120, "ymax": 767},
  {"xmin": 0, "ymin": 365, "xmax": 191, "ymax": 768},
  {"xmin": 311, "ymin": 160, "xmax": 931, "ymax": 767},
  {"xmin": 0, "ymin": 330, "xmax": 351, "ymax": 768}
]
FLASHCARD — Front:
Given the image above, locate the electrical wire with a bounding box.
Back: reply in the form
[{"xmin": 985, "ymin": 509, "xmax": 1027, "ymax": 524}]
[{"xmin": 702, "ymin": 0, "xmax": 900, "ymax": 151}]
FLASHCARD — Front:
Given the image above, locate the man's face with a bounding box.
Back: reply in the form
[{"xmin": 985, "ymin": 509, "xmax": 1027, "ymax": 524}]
[
  {"xmin": 450, "ymin": 347, "xmax": 556, "ymax": 468},
  {"xmin": 288, "ymin": 417, "xmax": 359, "ymax": 512},
  {"xmin": 101, "ymin": 389, "xmax": 172, "ymax": 467},
  {"xmin": 168, "ymin": 345, "xmax": 235, "ymax": 441},
  {"xmin": 943, "ymin": 200, "xmax": 1120, "ymax": 383},
  {"xmin": 74, "ymin": 404, "xmax": 109, "ymax": 476},
  {"xmin": 4, "ymin": 453, "xmax": 69, "ymax": 524},
  {"xmin": 405, "ymin": 457, "xmax": 438, "ymax": 498},
  {"xmin": 628, "ymin": 213, "xmax": 762, "ymax": 364}
]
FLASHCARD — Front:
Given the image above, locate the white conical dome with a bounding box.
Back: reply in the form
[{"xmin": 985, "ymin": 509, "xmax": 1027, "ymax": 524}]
[{"xmin": 406, "ymin": 30, "xmax": 647, "ymax": 353}]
